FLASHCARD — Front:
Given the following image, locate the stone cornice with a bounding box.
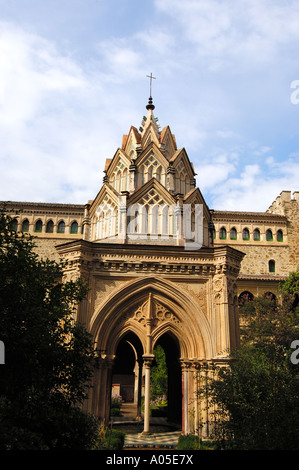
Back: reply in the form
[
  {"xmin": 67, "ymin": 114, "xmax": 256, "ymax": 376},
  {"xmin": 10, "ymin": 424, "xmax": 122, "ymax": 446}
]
[
  {"xmin": 237, "ymin": 274, "xmax": 287, "ymax": 281},
  {"xmin": 56, "ymin": 240, "xmax": 244, "ymax": 277},
  {"xmin": 2, "ymin": 200, "xmax": 85, "ymax": 216},
  {"xmin": 213, "ymin": 210, "xmax": 287, "ymax": 224}
]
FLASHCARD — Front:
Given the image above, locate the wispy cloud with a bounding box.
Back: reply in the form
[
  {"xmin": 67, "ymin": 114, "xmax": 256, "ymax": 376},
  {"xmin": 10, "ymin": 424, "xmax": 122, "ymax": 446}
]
[{"xmin": 0, "ymin": 1, "xmax": 298, "ymax": 212}]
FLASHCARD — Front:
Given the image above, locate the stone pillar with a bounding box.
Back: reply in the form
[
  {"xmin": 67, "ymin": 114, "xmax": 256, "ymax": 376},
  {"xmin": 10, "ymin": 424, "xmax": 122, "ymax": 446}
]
[
  {"xmin": 129, "ymin": 160, "xmax": 137, "ymax": 193},
  {"xmin": 118, "ymin": 194, "xmax": 127, "ymax": 243},
  {"xmin": 175, "ymin": 195, "xmax": 184, "ymax": 246},
  {"xmin": 136, "ymin": 358, "xmax": 143, "ymax": 420},
  {"xmin": 104, "ymin": 357, "xmax": 114, "ymax": 426},
  {"xmin": 142, "ymin": 355, "xmax": 154, "ymax": 434},
  {"xmin": 192, "ymin": 362, "xmax": 200, "ymax": 435},
  {"xmin": 142, "ymin": 293, "xmax": 154, "ymax": 433},
  {"xmin": 181, "ymin": 360, "xmax": 192, "ymax": 435},
  {"xmin": 82, "ymin": 204, "xmax": 91, "ymax": 241},
  {"xmin": 167, "ymin": 162, "xmax": 175, "ymax": 193}
]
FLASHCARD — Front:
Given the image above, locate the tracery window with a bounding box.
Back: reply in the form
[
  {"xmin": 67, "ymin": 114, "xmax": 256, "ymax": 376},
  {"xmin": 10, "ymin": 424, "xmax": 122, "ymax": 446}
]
[{"xmin": 94, "ymin": 197, "xmax": 118, "ymax": 240}]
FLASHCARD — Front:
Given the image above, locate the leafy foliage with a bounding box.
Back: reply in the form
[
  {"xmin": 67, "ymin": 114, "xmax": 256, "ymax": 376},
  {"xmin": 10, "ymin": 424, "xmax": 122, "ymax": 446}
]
[
  {"xmin": 0, "ymin": 208, "xmax": 99, "ymax": 449},
  {"xmin": 150, "ymin": 344, "xmax": 168, "ymax": 401},
  {"xmin": 93, "ymin": 426, "xmax": 125, "ymax": 450},
  {"xmin": 201, "ymin": 271, "xmax": 299, "ymax": 450}
]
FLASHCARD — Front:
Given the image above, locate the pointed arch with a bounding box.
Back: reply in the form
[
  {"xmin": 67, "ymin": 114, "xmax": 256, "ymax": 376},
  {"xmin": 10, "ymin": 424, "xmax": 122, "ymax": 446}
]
[{"xmin": 91, "ymin": 277, "xmax": 214, "ymax": 360}]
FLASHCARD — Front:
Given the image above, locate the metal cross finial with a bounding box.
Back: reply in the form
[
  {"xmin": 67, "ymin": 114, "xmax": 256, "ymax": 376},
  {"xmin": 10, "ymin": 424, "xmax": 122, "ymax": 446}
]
[{"xmin": 146, "ymin": 73, "xmax": 156, "ymax": 97}]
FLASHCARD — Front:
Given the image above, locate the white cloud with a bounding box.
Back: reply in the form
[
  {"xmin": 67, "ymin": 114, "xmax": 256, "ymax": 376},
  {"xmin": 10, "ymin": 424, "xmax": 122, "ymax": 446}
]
[
  {"xmin": 155, "ymin": 0, "xmax": 299, "ymax": 69},
  {"xmin": 0, "ymin": 22, "xmax": 112, "ymax": 203},
  {"xmin": 206, "ymin": 157, "xmax": 299, "ymax": 211},
  {"xmin": 0, "ymin": 22, "xmax": 86, "ymax": 127},
  {"xmin": 0, "ymin": 2, "xmax": 298, "ymax": 214}
]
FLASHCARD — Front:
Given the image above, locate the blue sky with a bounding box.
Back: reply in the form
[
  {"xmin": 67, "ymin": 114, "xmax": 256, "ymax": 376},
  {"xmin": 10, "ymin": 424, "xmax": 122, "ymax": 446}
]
[{"xmin": 0, "ymin": 0, "xmax": 298, "ymax": 211}]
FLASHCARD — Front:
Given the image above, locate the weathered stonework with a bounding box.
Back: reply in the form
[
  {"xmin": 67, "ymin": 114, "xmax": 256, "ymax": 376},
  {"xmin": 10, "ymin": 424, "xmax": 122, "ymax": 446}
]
[{"xmin": 2, "ymin": 99, "xmax": 298, "ymax": 436}]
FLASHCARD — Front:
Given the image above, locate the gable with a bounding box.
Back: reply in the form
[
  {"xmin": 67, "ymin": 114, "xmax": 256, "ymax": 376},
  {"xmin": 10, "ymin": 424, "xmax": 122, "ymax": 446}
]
[
  {"xmin": 160, "ymin": 125, "xmax": 177, "ymax": 159},
  {"xmin": 122, "ymin": 126, "xmax": 142, "ymax": 158},
  {"xmin": 141, "ymin": 121, "xmax": 161, "ymax": 149},
  {"xmin": 89, "ymin": 184, "xmax": 119, "ymax": 218},
  {"xmin": 135, "ymin": 141, "xmax": 169, "ymax": 169},
  {"xmin": 128, "ymin": 177, "xmax": 176, "ymax": 207},
  {"xmin": 184, "ymin": 187, "xmax": 211, "ymax": 221},
  {"xmin": 170, "ymin": 148, "xmax": 195, "ymax": 178}
]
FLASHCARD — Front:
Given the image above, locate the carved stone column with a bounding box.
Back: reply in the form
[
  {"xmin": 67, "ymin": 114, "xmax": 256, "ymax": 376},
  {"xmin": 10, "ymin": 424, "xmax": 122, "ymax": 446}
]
[
  {"xmin": 180, "ymin": 359, "xmax": 192, "ymax": 435},
  {"xmin": 142, "ymin": 355, "xmax": 154, "ymax": 434},
  {"xmin": 104, "ymin": 356, "xmax": 115, "ymax": 426},
  {"xmin": 167, "ymin": 162, "xmax": 175, "ymax": 193},
  {"xmin": 142, "ymin": 293, "xmax": 155, "ymax": 434},
  {"xmin": 118, "ymin": 194, "xmax": 127, "ymax": 243},
  {"xmin": 136, "ymin": 358, "xmax": 143, "ymax": 421},
  {"xmin": 129, "ymin": 160, "xmax": 136, "ymax": 193},
  {"xmin": 82, "ymin": 204, "xmax": 91, "ymax": 241},
  {"xmin": 175, "ymin": 195, "xmax": 184, "ymax": 246}
]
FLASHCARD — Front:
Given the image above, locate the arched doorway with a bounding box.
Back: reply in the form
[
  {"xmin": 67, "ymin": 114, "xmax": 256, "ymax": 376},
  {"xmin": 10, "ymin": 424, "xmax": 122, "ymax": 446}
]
[
  {"xmin": 153, "ymin": 332, "xmax": 182, "ymax": 426},
  {"xmin": 111, "ymin": 332, "xmax": 144, "ymax": 420},
  {"xmin": 112, "ymin": 339, "xmax": 136, "ymax": 403},
  {"xmin": 91, "ymin": 277, "xmax": 214, "ymax": 432}
]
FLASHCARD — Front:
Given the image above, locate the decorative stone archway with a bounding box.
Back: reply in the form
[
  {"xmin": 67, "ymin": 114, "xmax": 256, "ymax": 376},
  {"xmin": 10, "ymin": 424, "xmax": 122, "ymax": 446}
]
[{"xmin": 89, "ymin": 276, "xmax": 215, "ymax": 434}]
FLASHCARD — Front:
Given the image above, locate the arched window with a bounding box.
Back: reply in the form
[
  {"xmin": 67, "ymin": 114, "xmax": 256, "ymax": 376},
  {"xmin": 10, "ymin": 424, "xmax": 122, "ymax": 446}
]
[
  {"xmin": 34, "ymin": 219, "xmax": 42, "ymax": 232},
  {"xmin": 263, "ymin": 291, "xmax": 276, "ymax": 301},
  {"xmin": 57, "ymin": 221, "xmax": 65, "ymax": 233},
  {"xmin": 253, "ymin": 228, "xmax": 260, "ymax": 241},
  {"xmin": 219, "ymin": 227, "xmax": 227, "ymax": 239},
  {"xmin": 238, "ymin": 291, "xmax": 254, "ymax": 305},
  {"xmin": 266, "ymin": 229, "xmax": 273, "ymax": 241},
  {"xmin": 22, "ymin": 219, "xmax": 29, "ymax": 232},
  {"xmin": 71, "ymin": 221, "xmax": 78, "ymax": 234},
  {"xmin": 277, "ymin": 230, "xmax": 283, "ymax": 242},
  {"xmin": 230, "ymin": 227, "xmax": 237, "ymax": 240},
  {"xmin": 243, "ymin": 228, "xmax": 250, "ymax": 240},
  {"xmin": 46, "ymin": 220, "xmax": 54, "ymax": 233},
  {"xmin": 269, "ymin": 259, "xmax": 275, "ymax": 273},
  {"xmin": 10, "ymin": 218, "xmax": 18, "ymax": 231}
]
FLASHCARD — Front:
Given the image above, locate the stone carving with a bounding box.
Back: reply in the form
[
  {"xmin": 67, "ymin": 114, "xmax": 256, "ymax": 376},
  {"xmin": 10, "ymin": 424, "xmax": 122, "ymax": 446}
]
[
  {"xmin": 114, "ymin": 296, "xmax": 180, "ymax": 330},
  {"xmin": 152, "ymin": 302, "xmax": 180, "ymax": 328}
]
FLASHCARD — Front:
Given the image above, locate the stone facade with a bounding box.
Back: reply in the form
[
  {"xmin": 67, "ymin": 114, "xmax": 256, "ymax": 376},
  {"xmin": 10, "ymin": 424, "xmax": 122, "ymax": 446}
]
[{"xmin": 3, "ymin": 98, "xmax": 298, "ymax": 436}]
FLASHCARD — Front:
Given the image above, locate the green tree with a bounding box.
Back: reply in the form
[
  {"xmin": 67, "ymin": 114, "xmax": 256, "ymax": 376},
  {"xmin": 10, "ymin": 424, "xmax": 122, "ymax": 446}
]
[
  {"xmin": 150, "ymin": 345, "xmax": 168, "ymax": 401},
  {"xmin": 202, "ymin": 274, "xmax": 299, "ymax": 450},
  {"xmin": 0, "ymin": 208, "xmax": 99, "ymax": 450}
]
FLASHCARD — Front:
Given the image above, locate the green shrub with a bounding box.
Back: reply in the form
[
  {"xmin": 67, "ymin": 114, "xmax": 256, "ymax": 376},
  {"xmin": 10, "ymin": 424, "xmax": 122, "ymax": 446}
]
[
  {"xmin": 178, "ymin": 434, "xmax": 200, "ymax": 450},
  {"xmin": 110, "ymin": 407, "xmax": 121, "ymax": 416},
  {"xmin": 93, "ymin": 426, "xmax": 125, "ymax": 450},
  {"xmin": 104, "ymin": 429, "xmax": 125, "ymax": 450}
]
